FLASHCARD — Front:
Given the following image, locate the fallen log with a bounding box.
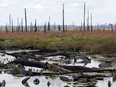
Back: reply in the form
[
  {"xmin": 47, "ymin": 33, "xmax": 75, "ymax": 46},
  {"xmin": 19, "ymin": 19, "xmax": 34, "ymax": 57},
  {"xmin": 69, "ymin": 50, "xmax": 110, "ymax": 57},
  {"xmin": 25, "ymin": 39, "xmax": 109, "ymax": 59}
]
[
  {"xmin": 6, "ymin": 51, "xmax": 70, "ymax": 62},
  {"xmin": 6, "ymin": 51, "xmax": 68, "ymax": 57},
  {"xmin": 73, "ymin": 74, "xmax": 106, "ymax": 81},
  {"xmin": 10, "ymin": 60, "xmax": 71, "ymax": 73},
  {"xmin": 46, "ymin": 63, "xmax": 71, "ymax": 73},
  {"xmin": 61, "ymin": 65, "xmax": 93, "ymax": 71},
  {"xmin": 9, "ymin": 59, "xmax": 93, "ymax": 71},
  {"xmin": 9, "ymin": 60, "xmax": 116, "ymax": 74},
  {"xmin": 8, "ymin": 60, "xmax": 45, "ymax": 68}
]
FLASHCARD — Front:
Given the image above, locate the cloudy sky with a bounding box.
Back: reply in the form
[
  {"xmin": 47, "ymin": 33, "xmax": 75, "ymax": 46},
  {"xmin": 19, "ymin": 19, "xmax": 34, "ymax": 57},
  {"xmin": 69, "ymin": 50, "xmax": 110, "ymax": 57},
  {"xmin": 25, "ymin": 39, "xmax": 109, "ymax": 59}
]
[{"xmin": 0, "ymin": 0, "xmax": 116, "ymax": 25}]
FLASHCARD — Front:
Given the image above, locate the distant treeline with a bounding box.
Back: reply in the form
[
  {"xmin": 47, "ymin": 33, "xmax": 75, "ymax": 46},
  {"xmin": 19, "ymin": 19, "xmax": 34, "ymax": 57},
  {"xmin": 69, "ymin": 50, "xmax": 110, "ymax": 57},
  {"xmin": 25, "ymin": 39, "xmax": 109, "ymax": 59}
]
[
  {"xmin": 1, "ymin": 24, "xmax": 116, "ymax": 31},
  {"xmin": 1, "ymin": 3, "xmax": 116, "ymax": 33}
]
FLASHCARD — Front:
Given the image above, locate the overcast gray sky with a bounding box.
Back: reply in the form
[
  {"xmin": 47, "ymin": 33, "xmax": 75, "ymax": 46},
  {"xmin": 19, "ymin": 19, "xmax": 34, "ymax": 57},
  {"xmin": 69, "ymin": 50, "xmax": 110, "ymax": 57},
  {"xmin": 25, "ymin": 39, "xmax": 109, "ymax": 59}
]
[{"xmin": 0, "ymin": 0, "xmax": 116, "ymax": 25}]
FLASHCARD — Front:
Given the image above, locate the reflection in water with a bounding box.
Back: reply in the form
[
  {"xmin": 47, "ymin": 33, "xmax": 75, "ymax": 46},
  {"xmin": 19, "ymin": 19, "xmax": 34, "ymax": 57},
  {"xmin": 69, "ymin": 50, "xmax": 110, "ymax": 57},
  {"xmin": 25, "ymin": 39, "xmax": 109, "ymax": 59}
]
[
  {"xmin": 86, "ymin": 58, "xmax": 101, "ymax": 68},
  {"xmin": 96, "ymin": 77, "xmax": 116, "ymax": 87},
  {"xmin": 0, "ymin": 72, "xmax": 116, "ymax": 87},
  {"xmin": 0, "ymin": 54, "xmax": 116, "ymax": 87}
]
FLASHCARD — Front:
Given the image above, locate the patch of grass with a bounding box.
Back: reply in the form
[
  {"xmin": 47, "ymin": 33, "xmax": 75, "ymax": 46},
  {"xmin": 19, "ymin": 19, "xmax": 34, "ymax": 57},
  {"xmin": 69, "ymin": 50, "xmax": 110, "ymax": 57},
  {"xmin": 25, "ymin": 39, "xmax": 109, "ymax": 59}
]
[{"xmin": 0, "ymin": 31, "xmax": 115, "ymax": 54}]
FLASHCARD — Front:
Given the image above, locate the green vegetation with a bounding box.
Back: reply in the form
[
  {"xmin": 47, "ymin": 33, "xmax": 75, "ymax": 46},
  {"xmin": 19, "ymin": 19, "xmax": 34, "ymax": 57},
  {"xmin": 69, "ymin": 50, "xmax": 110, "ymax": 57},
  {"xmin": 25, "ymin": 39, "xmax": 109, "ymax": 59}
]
[{"xmin": 0, "ymin": 31, "xmax": 116, "ymax": 54}]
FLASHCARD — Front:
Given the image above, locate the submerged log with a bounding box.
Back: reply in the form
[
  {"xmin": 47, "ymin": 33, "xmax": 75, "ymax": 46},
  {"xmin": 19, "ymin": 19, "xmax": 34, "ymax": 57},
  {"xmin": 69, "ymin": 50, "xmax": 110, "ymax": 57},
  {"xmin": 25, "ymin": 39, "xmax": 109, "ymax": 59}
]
[{"xmin": 8, "ymin": 60, "xmax": 45, "ymax": 68}]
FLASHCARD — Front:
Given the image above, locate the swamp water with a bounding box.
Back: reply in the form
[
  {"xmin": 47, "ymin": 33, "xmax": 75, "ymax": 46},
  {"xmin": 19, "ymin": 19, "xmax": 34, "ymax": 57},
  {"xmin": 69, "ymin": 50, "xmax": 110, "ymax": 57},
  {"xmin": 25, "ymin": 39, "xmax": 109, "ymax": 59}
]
[{"xmin": 0, "ymin": 53, "xmax": 116, "ymax": 87}]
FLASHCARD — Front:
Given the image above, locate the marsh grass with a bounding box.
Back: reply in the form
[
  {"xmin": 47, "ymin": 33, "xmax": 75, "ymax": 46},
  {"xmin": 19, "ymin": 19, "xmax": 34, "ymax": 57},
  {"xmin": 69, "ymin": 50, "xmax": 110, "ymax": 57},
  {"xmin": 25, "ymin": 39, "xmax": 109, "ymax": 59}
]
[{"xmin": 0, "ymin": 30, "xmax": 115, "ymax": 54}]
